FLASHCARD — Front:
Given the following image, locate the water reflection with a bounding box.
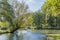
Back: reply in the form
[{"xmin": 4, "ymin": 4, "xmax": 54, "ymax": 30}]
[
  {"xmin": 0, "ymin": 30, "xmax": 47, "ymax": 40},
  {"xmin": 0, "ymin": 33, "xmax": 12, "ymax": 40},
  {"xmin": 13, "ymin": 29, "xmax": 47, "ymax": 40}
]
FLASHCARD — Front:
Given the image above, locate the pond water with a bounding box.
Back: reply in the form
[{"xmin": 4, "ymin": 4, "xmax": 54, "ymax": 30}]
[
  {"xmin": 0, "ymin": 33, "xmax": 12, "ymax": 40},
  {"xmin": 0, "ymin": 29, "xmax": 47, "ymax": 40},
  {"xmin": 12, "ymin": 29, "xmax": 47, "ymax": 40}
]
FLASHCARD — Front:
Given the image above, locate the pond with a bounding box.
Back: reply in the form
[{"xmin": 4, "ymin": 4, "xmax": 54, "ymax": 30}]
[
  {"xmin": 0, "ymin": 29, "xmax": 47, "ymax": 40},
  {"xmin": 0, "ymin": 33, "xmax": 12, "ymax": 40},
  {"xmin": 12, "ymin": 29, "xmax": 47, "ymax": 40}
]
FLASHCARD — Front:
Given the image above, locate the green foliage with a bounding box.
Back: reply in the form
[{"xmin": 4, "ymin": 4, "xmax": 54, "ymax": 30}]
[
  {"xmin": 42, "ymin": 0, "xmax": 60, "ymax": 16},
  {"xmin": 0, "ymin": 0, "xmax": 15, "ymax": 23},
  {"xmin": 0, "ymin": 21, "xmax": 10, "ymax": 27},
  {"xmin": 42, "ymin": 0, "xmax": 60, "ymax": 28},
  {"xmin": 0, "ymin": 0, "xmax": 15, "ymax": 32},
  {"xmin": 32, "ymin": 11, "xmax": 45, "ymax": 29},
  {"xmin": 13, "ymin": 1, "xmax": 29, "ymax": 29},
  {"xmin": 18, "ymin": 13, "xmax": 33, "ymax": 29},
  {"xmin": 57, "ymin": 14, "xmax": 60, "ymax": 27},
  {"xmin": 47, "ymin": 14, "xmax": 57, "ymax": 27},
  {"xmin": 0, "ymin": 0, "xmax": 60, "ymax": 32}
]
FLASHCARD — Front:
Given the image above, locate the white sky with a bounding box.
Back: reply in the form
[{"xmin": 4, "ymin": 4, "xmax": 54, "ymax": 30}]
[{"xmin": 16, "ymin": 0, "xmax": 46, "ymax": 12}]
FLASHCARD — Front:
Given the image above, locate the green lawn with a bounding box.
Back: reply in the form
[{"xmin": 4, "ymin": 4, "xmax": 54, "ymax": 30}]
[
  {"xmin": 47, "ymin": 34, "xmax": 60, "ymax": 40},
  {"xmin": 32, "ymin": 30, "xmax": 60, "ymax": 34}
]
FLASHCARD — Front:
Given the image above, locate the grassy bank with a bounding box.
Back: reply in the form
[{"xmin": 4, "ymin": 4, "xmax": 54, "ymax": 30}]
[
  {"xmin": 32, "ymin": 30, "xmax": 60, "ymax": 40},
  {"xmin": 47, "ymin": 34, "xmax": 60, "ymax": 40},
  {"xmin": 32, "ymin": 30, "xmax": 60, "ymax": 34}
]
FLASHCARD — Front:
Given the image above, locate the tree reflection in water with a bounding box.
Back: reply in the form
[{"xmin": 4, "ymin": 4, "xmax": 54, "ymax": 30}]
[
  {"xmin": 12, "ymin": 29, "xmax": 47, "ymax": 40},
  {"xmin": 0, "ymin": 30, "xmax": 47, "ymax": 40}
]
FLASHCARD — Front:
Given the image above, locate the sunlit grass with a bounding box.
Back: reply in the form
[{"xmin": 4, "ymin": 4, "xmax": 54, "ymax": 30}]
[
  {"xmin": 32, "ymin": 30, "xmax": 60, "ymax": 34},
  {"xmin": 48, "ymin": 34, "xmax": 60, "ymax": 40},
  {"xmin": 48, "ymin": 34, "xmax": 60, "ymax": 36}
]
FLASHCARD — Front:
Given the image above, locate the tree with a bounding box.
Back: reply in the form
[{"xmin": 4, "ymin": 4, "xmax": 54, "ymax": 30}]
[
  {"xmin": 19, "ymin": 13, "xmax": 33, "ymax": 29},
  {"xmin": 0, "ymin": 0, "xmax": 15, "ymax": 32},
  {"xmin": 12, "ymin": 0, "xmax": 29, "ymax": 28},
  {"xmin": 47, "ymin": 14, "xmax": 57, "ymax": 28},
  {"xmin": 42, "ymin": 0, "xmax": 60, "ymax": 16},
  {"xmin": 32, "ymin": 11, "xmax": 45, "ymax": 29},
  {"xmin": 57, "ymin": 14, "xmax": 60, "ymax": 28},
  {"xmin": 42, "ymin": 0, "xmax": 60, "ymax": 28}
]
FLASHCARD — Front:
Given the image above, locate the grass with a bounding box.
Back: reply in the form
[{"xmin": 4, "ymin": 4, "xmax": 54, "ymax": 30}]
[
  {"xmin": 48, "ymin": 34, "xmax": 60, "ymax": 37},
  {"xmin": 47, "ymin": 34, "xmax": 60, "ymax": 40},
  {"xmin": 32, "ymin": 30, "xmax": 60, "ymax": 34},
  {"xmin": 32, "ymin": 30, "xmax": 60, "ymax": 40}
]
